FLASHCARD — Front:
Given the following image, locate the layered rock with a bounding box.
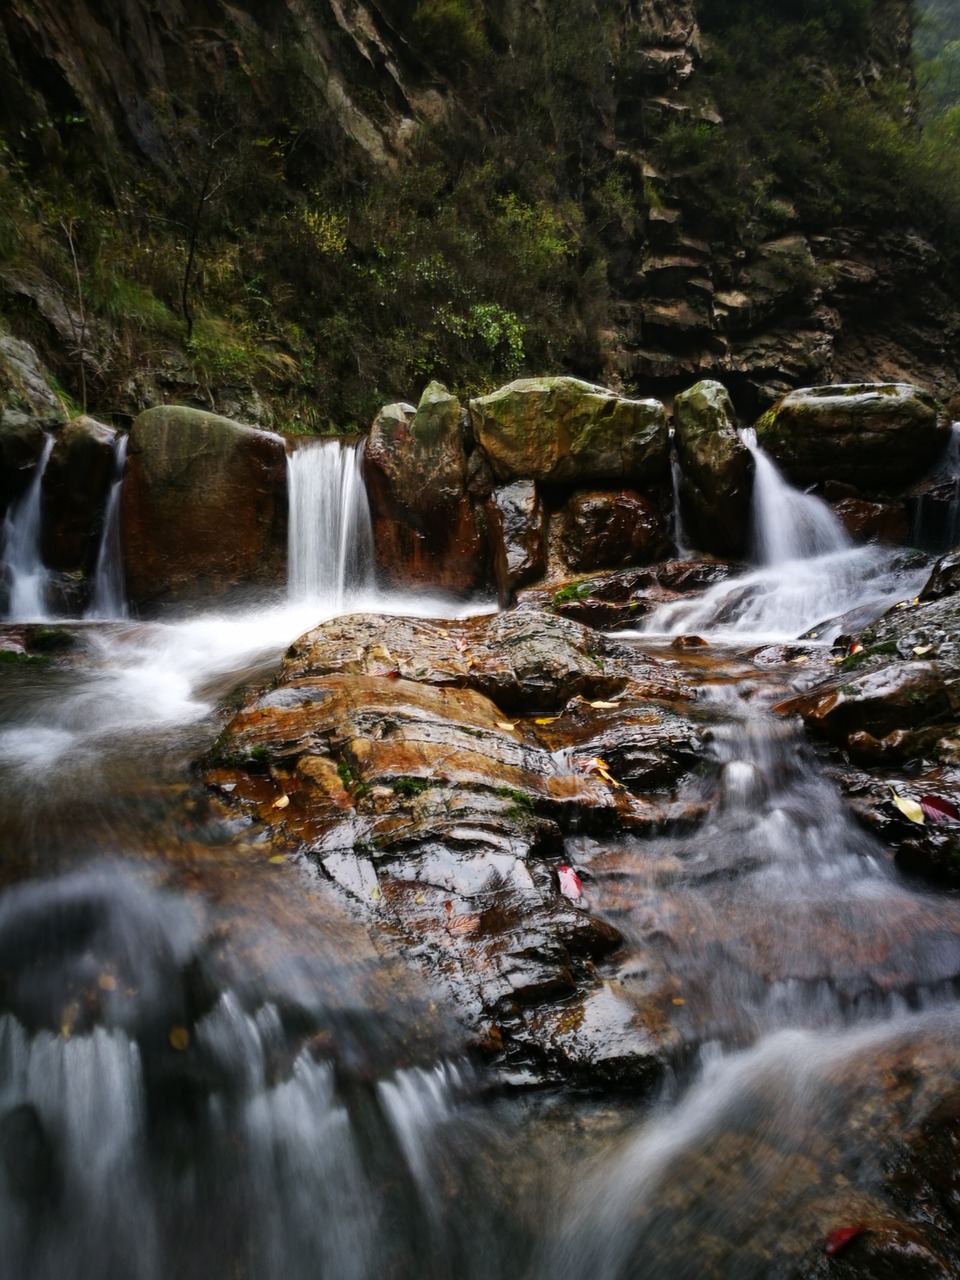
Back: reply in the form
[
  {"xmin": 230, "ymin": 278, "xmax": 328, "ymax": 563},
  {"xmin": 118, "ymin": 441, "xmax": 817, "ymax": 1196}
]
[
  {"xmin": 673, "ymin": 379, "xmax": 753, "ymax": 557},
  {"xmin": 206, "ymin": 607, "xmax": 704, "ymax": 1085},
  {"xmin": 755, "ymin": 383, "xmax": 946, "ymax": 490},
  {"xmin": 121, "ymin": 405, "xmax": 287, "ymax": 609}
]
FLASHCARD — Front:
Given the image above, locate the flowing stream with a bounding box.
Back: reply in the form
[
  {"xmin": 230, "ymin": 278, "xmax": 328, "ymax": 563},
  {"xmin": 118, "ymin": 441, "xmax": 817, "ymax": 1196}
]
[{"xmin": 0, "ymin": 436, "xmax": 956, "ymax": 1277}]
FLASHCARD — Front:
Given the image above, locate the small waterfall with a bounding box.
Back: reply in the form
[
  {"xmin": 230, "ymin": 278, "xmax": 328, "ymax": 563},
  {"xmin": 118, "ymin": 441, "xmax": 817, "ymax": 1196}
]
[
  {"xmin": 641, "ymin": 433, "xmax": 924, "ymax": 641},
  {"xmin": 911, "ymin": 421, "xmax": 960, "ymax": 551},
  {"xmin": 740, "ymin": 428, "xmax": 850, "ymax": 565},
  {"xmin": 86, "ymin": 433, "xmax": 129, "ymax": 620},
  {"xmin": 669, "ymin": 448, "xmax": 692, "ymax": 559},
  {"xmin": 2, "ymin": 435, "xmax": 55, "ymax": 621},
  {"xmin": 287, "ymin": 439, "xmax": 374, "ymax": 605}
]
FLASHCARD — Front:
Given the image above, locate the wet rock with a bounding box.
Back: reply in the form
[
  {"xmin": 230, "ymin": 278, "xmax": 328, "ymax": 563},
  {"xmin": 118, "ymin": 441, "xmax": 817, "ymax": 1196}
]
[
  {"xmin": 39, "ymin": 416, "xmax": 117, "ymax": 576},
  {"xmin": 755, "ymin": 383, "xmax": 945, "ymax": 491},
  {"xmin": 673, "ymin": 379, "xmax": 754, "ymax": 557},
  {"xmin": 205, "ymin": 607, "xmax": 704, "ymax": 1086},
  {"xmin": 0, "ymin": 329, "xmax": 66, "ymax": 513},
  {"xmin": 558, "ymin": 489, "xmax": 671, "ymax": 573},
  {"xmin": 832, "ymin": 496, "xmax": 910, "ymax": 546},
  {"xmin": 484, "ymin": 480, "xmax": 546, "ymax": 605},
  {"xmin": 121, "ymin": 405, "xmax": 287, "ymax": 610},
  {"xmin": 364, "ymin": 385, "xmax": 489, "ymax": 594},
  {"xmin": 921, "ymin": 550, "xmax": 960, "ymax": 602},
  {"xmin": 469, "ymin": 377, "xmax": 669, "ymax": 486}
]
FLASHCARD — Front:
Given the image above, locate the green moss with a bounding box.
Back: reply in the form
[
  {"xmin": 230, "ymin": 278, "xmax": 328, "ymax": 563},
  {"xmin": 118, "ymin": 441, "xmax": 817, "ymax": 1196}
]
[
  {"xmin": 840, "ymin": 640, "xmax": 899, "ymax": 670},
  {"xmin": 30, "ymin": 627, "xmax": 75, "ymax": 652},
  {"xmin": 0, "ymin": 649, "xmax": 47, "ymax": 666},
  {"xmin": 393, "ymin": 776, "xmax": 430, "ymax": 797},
  {"xmin": 552, "ymin": 580, "xmax": 595, "ymax": 608}
]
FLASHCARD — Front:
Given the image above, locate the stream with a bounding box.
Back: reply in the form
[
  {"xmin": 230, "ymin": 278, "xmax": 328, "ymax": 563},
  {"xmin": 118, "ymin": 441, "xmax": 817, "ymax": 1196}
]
[{"xmin": 0, "ymin": 439, "xmax": 957, "ymax": 1278}]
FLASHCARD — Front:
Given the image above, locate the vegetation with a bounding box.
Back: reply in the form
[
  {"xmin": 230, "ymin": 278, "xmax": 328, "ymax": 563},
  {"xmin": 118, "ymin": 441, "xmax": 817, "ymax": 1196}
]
[{"xmin": 0, "ymin": 0, "xmax": 959, "ymax": 429}]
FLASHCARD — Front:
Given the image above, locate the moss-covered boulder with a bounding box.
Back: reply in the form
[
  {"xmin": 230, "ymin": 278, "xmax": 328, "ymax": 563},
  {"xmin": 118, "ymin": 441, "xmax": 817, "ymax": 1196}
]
[
  {"xmin": 755, "ymin": 383, "xmax": 945, "ymax": 491},
  {"xmin": 673, "ymin": 380, "xmax": 753, "ymax": 557},
  {"xmin": 40, "ymin": 416, "xmax": 117, "ymax": 576},
  {"xmin": 469, "ymin": 377, "xmax": 669, "ymax": 487},
  {"xmin": 121, "ymin": 405, "xmax": 287, "ymax": 610},
  {"xmin": 364, "ymin": 384, "xmax": 488, "ymax": 594}
]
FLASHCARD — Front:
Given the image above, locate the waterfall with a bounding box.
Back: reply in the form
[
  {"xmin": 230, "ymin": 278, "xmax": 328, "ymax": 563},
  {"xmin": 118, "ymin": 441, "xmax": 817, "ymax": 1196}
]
[
  {"xmin": 669, "ymin": 448, "xmax": 692, "ymax": 559},
  {"xmin": 641, "ymin": 433, "xmax": 924, "ymax": 641},
  {"xmin": 739, "ymin": 427, "xmax": 850, "ymax": 565},
  {"xmin": 2, "ymin": 434, "xmax": 55, "ymax": 621},
  {"xmin": 86, "ymin": 433, "xmax": 129, "ymax": 620},
  {"xmin": 287, "ymin": 439, "xmax": 374, "ymax": 605}
]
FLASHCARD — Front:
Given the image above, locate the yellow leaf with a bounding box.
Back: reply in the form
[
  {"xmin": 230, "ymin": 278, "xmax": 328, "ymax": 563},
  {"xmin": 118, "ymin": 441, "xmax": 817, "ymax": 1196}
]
[
  {"xmin": 672, "ymin": 997, "xmax": 685, "ymax": 1006},
  {"xmin": 371, "ymin": 884, "xmax": 382, "ymax": 901},
  {"xmin": 169, "ymin": 1025, "xmax": 190, "ymax": 1051},
  {"xmin": 890, "ymin": 788, "xmax": 925, "ymax": 825},
  {"xmin": 534, "ymin": 716, "xmax": 559, "ymax": 725},
  {"xmin": 268, "ymin": 854, "xmax": 285, "ymax": 865},
  {"xmin": 913, "ymin": 645, "xmax": 934, "ymax": 656},
  {"xmin": 272, "ymin": 794, "xmax": 290, "ymax": 810},
  {"xmin": 98, "ymin": 974, "xmax": 117, "ymax": 992},
  {"xmin": 589, "ymin": 700, "xmax": 619, "ymax": 709},
  {"xmin": 496, "ymin": 721, "xmax": 517, "ymax": 732}
]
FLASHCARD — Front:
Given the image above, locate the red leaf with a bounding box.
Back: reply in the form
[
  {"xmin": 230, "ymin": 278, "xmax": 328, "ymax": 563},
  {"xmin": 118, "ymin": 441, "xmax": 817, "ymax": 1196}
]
[
  {"xmin": 824, "ymin": 1224, "xmax": 865, "ymax": 1256},
  {"xmin": 920, "ymin": 794, "xmax": 960, "ymax": 824},
  {"xmin": 558, "ymin": 865, "xmax": 582, "ymax": 900}
]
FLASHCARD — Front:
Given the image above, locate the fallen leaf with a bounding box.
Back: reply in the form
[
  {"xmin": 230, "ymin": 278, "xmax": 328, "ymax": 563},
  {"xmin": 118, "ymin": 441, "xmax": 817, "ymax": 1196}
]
[
  {"xmin": 98, "ymin": 974, "xmax": 117, "ymax": 992},
  {"xmin": 913, "ymin": 644, "xmax": 935, "ymax": 656},
  {"xmin": 455, "ymin": 637, "xmax": 468, "ymax": 652},
  {"xmin": 824, "ymin": 1224, "xmax": 865, "ymax": 1256},
  {"xmin": 496, "ymin": 721, "xmax": 517, "ymax": 732},
  {"xmin": 790, "ymin": 655, "xmax": 808, "ymax": 665},
  {"xmin": 589, "ymin": 700, "xmax": 619, "ymax": 709},
  {"xmin": 534, "ymin": 716, "xmax": 560, "ymax": 725},
  {"xmin": 848, "ymin": 641, "xmax": 864, "ymax": 656},
  {"xmin": 169, "ymin": 1025, "xmax": 190, "ymax": 1052},
  {"xmin": 920, "ymin": 794, "xmax": 960, "ymax": 823},
  {"xmin": 672, "ymin": 997, "xmax": 685, "ymax": 1006},
  {"xmin": 558, "ymin": 865, "xmax": 582, "ymax": 899},
  {"xmin": 890, "ymin": 788, "xmax": 925, "ymax": 824},
  {"xmin": 272, "ymin": 794, "xmax": 290, "ymax": 810},
  {"xmin": 268, "ymin": 854, "xmax": 286, "ymax": 865},
  {"xmin": 446, "ymin": 913, "xmax": 481, "ymax": 935}
]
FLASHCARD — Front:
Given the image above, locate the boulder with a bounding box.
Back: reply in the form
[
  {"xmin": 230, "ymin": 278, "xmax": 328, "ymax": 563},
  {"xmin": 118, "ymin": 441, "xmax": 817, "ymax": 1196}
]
[
  {"xmin": 755, "ymin": 383, "xmax": 945, "ymax": 491},
  {"xmin": 673, "ymin": 379, "xmax": 753, "ymax": 557},
  {"xmin": 469, "ymin": 377, "xmax": 669, "ymax": 486},
  {"xmin": 484, "ymin": 480, "xmax": 546, "ymax": 605},
  {"xmin": 121, "ymin": 405, "xmax": 287, "ymax": 609},
  {"xmin": 364, "ymin": 385, "xmax": 488, "ymax": 594},
  {"xmin": 558, "ymin": 489, "xmax": 671, "ymax": 572},
  {"xmin": 831, "ymin": 495, "xmax": 909, "ymax": 545},
  {"xmin": 39, "ymin": 416, "xmax": 117, "ymax": 575}
]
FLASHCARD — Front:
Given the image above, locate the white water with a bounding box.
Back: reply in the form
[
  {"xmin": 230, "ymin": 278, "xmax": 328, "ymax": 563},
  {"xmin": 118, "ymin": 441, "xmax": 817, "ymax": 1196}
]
[
  {"xmin": 2, "ymin": 435, "xmax": 54, "ymax": 621},
  {"xmin": 287, "ymin": 438, "xmax": 374, "ymax": 605},
  {"xmin": 86, "ymin": 433, "xmax": 129, "ymax": 620},
  {"xmin": 641, "ymin": 432, "xmax": 925, "ymax": 642}
]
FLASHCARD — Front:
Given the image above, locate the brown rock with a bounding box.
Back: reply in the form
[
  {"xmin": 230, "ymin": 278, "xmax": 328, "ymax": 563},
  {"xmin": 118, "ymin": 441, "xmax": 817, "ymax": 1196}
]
[
  {"xmin": 485, "ymin": 480, "xmax": 546, "ymax": 605},
  {"xmin": 39, "ymin": 416, "xmax": 117, "ymax": 574},
  {"xmin": 558, "ymin": 489, "xmax": 671, "ymax": 572},
  {"xmin": 121, "ymin": 405, "xmax": 287, "ymax": 610}
]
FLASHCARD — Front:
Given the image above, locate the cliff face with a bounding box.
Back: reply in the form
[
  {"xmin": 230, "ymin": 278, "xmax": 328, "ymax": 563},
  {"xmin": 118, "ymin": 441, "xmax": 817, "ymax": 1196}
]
[{"xmin": 0, "ymin": 0, "xmax": 956, "ymax": 425}]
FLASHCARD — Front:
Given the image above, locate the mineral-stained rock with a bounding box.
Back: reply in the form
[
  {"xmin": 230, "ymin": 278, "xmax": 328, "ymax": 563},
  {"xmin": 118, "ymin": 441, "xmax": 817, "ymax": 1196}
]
[
  {"xmin": 469, "ymin": 377, "xmax": 669, "ymax": 486},
  {"xmin": 364, "ymin": 384, "xmax": 488, "ymax": 593},
  {"xmin": 755, "ymin": 383, "xmax": 945, "ymax": 490},
  {"xmin": 832, "ymin": 495, "xmax": 910, "ymax": 545},
  {"xmin": 206, "ymin": 607, "xmax": 704, "ymax": 1086},
  {"xmin": 484, "ymin": 480, "xmax": 546, "ymax": 604},
  {"xmin": 558, "ymin": 488, "xmax": 671, "ymax": 572},
  {"xmin": 673, "ymin": 379, "xmax": 753, "ymax": 557},
  {"xmin": 39, "ymin": 416, "xmax": 117, "ymax": 575},
  {"xmin": 121, "ymin": 405, "xmax": 287, "ymax": 609}
]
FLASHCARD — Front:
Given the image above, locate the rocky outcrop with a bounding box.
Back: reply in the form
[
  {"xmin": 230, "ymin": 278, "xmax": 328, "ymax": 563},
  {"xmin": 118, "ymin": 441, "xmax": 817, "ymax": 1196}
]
[
  {"xmin": 755, "ymin": 383, "xmax": 946, "ymax": 490},
  {"xmin": 0, "ymin": 330, "xmax": 65, "ymax": 515},
  {"xmin": 363, "ymin": 384, "xmax": 488, "ymax": 594},
  {"xmin": 121, "ymin": 405, "xmax": 287, "ymax": 610},
  {"xmin": 673, "ymin": 379, "xmax": 753, "ymax": 556},
  {"xmin": 39, "ymin": 416, "xmax": 116, "ymax": 576},
  {"xmin": 484, "ymin": 480, "xmax": 547, "ymax": 605},
  {"xmin": 558, "ymin": 489, "xmax": 671, "ymax": 572},
  {"xmin": 469, "ymin": 378, "xmax": 669, "ymax": 487},
  {"xmin": 206, "ymin": 607, "xmax": 704, "ymax": 1085}
]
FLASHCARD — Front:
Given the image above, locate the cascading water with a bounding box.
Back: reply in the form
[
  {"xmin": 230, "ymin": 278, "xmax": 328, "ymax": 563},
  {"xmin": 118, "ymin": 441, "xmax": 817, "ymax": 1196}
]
[
  {"xmin": 2, "ymin": 416, "xmax": 960, "ymax": 1277},
  {"xmin": 85, "ymin": 433, "xmax": 129, "ymax": 620},
  {"xmin": 286, "ymin": 438, "xmax": 374, "ymax": 605},
  {"xmin": 2, "ymin": 435, "xmax": 54, "ymax": 621},
  {"xmin": 642, "ymin": 431, "xmax": 927, "ymax": 641}
]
